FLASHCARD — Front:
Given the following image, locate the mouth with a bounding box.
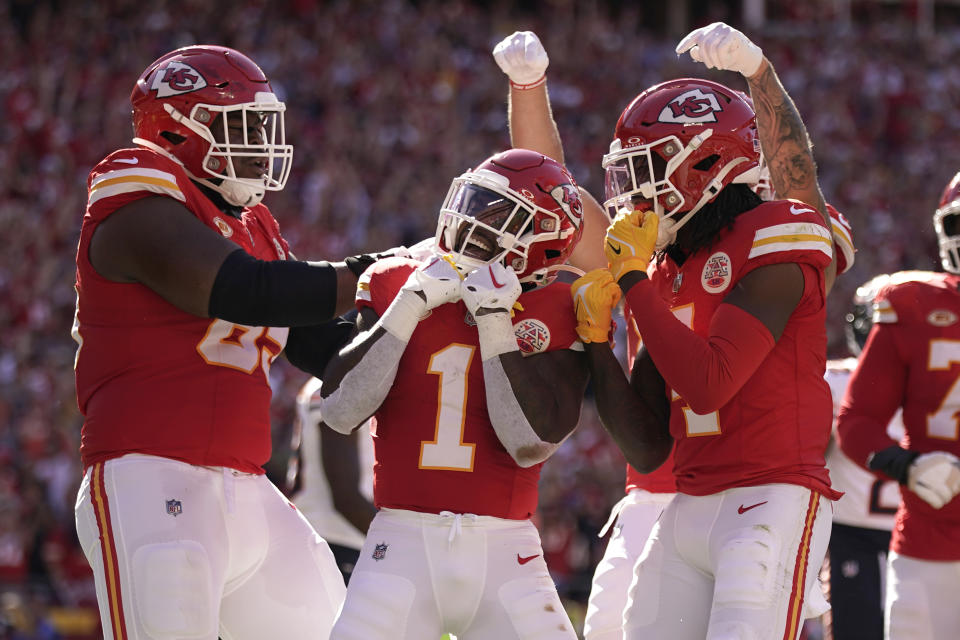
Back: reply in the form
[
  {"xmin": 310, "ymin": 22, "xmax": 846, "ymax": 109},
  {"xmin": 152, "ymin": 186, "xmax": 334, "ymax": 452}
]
[{"xmin": 456, "ymin": 226, "xmax": 500, "ymax": 261}]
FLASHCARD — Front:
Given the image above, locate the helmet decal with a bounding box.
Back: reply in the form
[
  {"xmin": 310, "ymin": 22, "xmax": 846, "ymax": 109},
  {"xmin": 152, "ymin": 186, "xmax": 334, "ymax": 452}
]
[
  {"xmin": 549, "ymin": 183, "xmax": 582, "ymax": 227},
  {"xmin": 659, "ymin": 88, "xmax": 723, "ymax": 124},
  {"xmin": 151, "ymin": 61, "xmax": 208, "ymax": 98}
]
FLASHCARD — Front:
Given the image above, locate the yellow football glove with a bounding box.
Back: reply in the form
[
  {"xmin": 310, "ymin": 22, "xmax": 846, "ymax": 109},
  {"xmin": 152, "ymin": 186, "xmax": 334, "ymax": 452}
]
[
  {"xmin": 571, "ymin": 269, "xmax": 621, "ymax": 343},
  {"xmin": 605, "ymin": 209, "xmax": 659, "ymax": 281}
]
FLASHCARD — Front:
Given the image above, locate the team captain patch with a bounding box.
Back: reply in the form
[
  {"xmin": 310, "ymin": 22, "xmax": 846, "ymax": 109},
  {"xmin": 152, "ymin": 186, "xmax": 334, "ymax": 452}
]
[
  {"xmin": 701, "ymin": 252, "xmax": 732, "ymax": 294},
  {"xmin": 514, "ymin": 318, "xmax": 551, "ymax": 354}
]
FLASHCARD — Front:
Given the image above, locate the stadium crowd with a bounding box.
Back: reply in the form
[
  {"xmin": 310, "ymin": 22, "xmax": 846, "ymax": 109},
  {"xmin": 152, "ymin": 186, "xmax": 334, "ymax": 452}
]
[{"xmin": 2, "ymin": 0, "xmax": 959, "ymax": 636}]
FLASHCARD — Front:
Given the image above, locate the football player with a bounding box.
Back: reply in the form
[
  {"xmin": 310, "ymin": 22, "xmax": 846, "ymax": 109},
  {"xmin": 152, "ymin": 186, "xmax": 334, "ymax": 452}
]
[
  {"xmin": 290, "ymin": 376, "xmax": 376, "ymax": 585},
  {"xmin": 71, "ymin": 45, "xmax": 384, "ymax": 639},
  {"xmin": 318, "ymin": 149, "xmax": 623, "ymax": 639},
  {"xmin": 493, "ymin": 26, "xmax": 849, "ymax": 639},
  {"xmin": 821, "ymin": 276, "xmax": 903, "ymax": 639},
  {"xmin": 572, "ymin": 24, "xmax": 842, "ymax": 638},
  {"xmin": 836, "ymin": 173, "xmax": 960, "ymax": 640}
]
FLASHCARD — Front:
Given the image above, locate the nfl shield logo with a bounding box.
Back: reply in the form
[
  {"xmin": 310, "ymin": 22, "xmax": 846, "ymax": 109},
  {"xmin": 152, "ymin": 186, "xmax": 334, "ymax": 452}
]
[
  {"xmin": 372, "ymin": 542, "xmax": 388, "ymax": 561},
  {"xmin": 166, "ymin": 499, "xmax": 182, "ymax": 517}
]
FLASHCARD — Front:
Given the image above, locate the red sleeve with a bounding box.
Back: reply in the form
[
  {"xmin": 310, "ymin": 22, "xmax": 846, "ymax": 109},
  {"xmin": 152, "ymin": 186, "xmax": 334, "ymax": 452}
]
[
  {"xmin": 836, "ymin": 324, "xmax": 906, "ymax": 468},
  {"xmin": 355, "ymin": 257, "xmax": 418, "ymax": 315},
  {"xmin": 624, "ymin": 278, "xmax": 776, "ymax": 414}
]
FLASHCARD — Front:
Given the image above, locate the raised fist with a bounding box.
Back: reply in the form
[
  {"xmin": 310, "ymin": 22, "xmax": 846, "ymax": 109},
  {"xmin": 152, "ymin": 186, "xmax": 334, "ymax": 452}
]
[
  {"xmin": 462, "ymin": 263, "xmax": 522, "ymax": 316},
  {"xmin": 676, "ymin": 22, "xmax": 764, "ymax": 78},
  {"xmin": 907, "ymin": 451, "xmax": 960, "ymax": 509},
  {"xmin": 493, "ymin": 31, "xmax": 549, "ymax": 89},
  {"xmin": 402, "ymin": 255, "xmax": 463, "ymax": 311}
]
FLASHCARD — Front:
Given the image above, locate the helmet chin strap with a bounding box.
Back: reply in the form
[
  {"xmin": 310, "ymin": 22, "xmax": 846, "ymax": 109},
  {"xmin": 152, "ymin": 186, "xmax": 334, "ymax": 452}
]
[{"xmin": 656, "ymin": 157, "xmax": 749, "ymax": 249}]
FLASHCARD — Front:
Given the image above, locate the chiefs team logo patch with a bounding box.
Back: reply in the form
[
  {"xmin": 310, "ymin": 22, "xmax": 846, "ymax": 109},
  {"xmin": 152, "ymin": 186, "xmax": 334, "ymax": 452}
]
[
  {"xmin": 151, "ymin": 61, "xmax": 207, "ymax": 98},
  {"xmin": 514, "ymin": 318, "xmax": 551, "ymax": 354},
  {"xmin": 659, "ymin": 88, "xmax": 723, "ymax": 124},
  {"xmin": 213, "ymin": 217, "xmax": 233, "ymax": 238},
  {"xmin": 372, "ymin": 542, "xmax": 388, "ymax": 561},
  {"xmin": 927, "ymin": 309, "xmax": 958, "ymax": 327},
  {"xmin": 701, "ymin": 252, "xmax": 732, "ymax": 294}
]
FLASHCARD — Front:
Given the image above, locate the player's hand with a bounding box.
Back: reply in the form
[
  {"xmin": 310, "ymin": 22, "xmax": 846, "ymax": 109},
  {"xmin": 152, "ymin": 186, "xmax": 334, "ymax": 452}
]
[
  {"xmin": 401, "ymin": 254, "xmax": 463, "ymax": 311},
  {"xmin": 462, "ymin": 263, "xmax": 522, "ymax": 316},
  {"xmin": 571, "ymin": 269, "xmax": 621, "ymax": 343},
  {"xmin": 675, "ymin": 22, "xmax": 764, "ymax": 78},
  {"xmin": 493, "ymin": 31, "xmax": 549, "ymax": 89},
  {"xmin": 605, "ymin": 209, "xmax": 658, "ymax": 282},
  {"xmin": 344, "ymin": 246, "xmax": 412, "ymax": 278},
  {"xmin": 907, "ymin": 451, "xmax": 960, "ymax": 509}
]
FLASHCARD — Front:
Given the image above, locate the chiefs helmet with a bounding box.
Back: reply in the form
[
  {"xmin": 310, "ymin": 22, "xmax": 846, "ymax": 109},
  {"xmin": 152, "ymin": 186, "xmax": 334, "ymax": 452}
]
[
  {"xmin": 934, "ymin": 171, "xmax": 960, "ymax": 274},
  {"xmin": 602, "ymin": 78, "xmax": 760, "ymax": 249},
  {"xmin": 844, "ymin": 273, "xmax": 891, "ymax": 355},
  {"xmin": 131, "ymin": 45, "xmax": 293, "ymax": 207},
  {"xmin": 436, "ymin": 149, "xmax": 584, "ymax": 287}
]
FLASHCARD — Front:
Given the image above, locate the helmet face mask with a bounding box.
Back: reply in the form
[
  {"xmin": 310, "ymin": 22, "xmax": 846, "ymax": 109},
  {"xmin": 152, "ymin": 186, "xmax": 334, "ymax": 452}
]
[
  {"xmin": 436, "ymin": 149, "xmax": 584, "ymax": 287},
  {"xmin": 131, "ymin": 46, "xmax": 293, "ymax": 207},
  {"xmin": 844, "ymin": 274, "xmax": 891, "ymax": 356},
  {"xmin": 935, "ymin": 172, "xmax": 960, "ymax": 275},
  {"xmin": 602, "ymin": 79, "xmax": 760, "ymax": 249}
]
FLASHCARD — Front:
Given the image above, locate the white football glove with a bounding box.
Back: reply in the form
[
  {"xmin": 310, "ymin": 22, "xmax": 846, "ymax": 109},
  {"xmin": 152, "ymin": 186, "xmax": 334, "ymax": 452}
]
[
  {"xmin": 493, "ymin": 30, "xmax": 549, "ymax": 88},
  {"xmin": 675, "ymin": 22, "xmax": 764, "ymax": 77},
  {"xmin": 462, "ymin": 263, "xmax": 522, "ymax": 315},
  {"xmin": 907, "ymin": 451, "xmax": 960, "ymax": 509},
  {"xmin": 402, "ymin": 254, "xmax": 463, "ymax": 311}
]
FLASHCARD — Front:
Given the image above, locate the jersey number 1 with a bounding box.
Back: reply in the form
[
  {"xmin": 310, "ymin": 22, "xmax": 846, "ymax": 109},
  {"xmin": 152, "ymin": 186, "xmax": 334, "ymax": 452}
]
[{"xmin": 419, "ymin": 344, "xmax": 477, "ymax": 471}]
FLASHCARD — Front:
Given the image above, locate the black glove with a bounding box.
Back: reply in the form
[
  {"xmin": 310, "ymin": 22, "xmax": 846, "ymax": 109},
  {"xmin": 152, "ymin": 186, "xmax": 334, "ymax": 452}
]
[{"xmin": 344, "ymin": 247, "xmax": 409, "ymax": 278}]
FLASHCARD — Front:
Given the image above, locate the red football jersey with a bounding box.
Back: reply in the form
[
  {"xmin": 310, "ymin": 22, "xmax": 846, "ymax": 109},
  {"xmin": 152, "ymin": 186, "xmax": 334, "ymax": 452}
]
[
  {"xmin": 645, "ymin": 201, "xmax": 839, "ymax": 498},
  {"xmin": 74, "ymin": 147, "xmax": 291, "ymax": 473},
  {"xmin": 357, "ymin": 257, "xmax": 581, "ymax": 519},
  {"xmin": 623, "ymin": 306, "xmax": 677, "ymax": 494},
  {"xmin": 837, "ymin": 270, "xmax": 960, "ymax": 560}
]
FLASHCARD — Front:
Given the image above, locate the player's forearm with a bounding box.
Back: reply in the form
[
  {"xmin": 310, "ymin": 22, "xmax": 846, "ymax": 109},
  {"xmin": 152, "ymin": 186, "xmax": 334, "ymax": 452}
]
[
  {"xmin": 622, "ymin": 279, "xmax": 775, "ymax": 414},
  {"xmin": 836, "ymin": 411, "xmax": 901, "ymax": 470},
  {"xmin": 508, "ymin": 86, "xmax": 564, "ymax": 163},
  {"xmin": 746, "ymin": 59, "xmax": 828, "ymax": 227},
  {"xmin": 585, "ymin": 343, "xmax": 672, "ymax": 472}
]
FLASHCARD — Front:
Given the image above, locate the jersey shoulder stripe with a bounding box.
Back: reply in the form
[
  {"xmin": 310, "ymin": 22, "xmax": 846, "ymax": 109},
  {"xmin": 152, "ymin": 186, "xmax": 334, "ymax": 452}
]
[
  {"xmin": 747, "ymin": 221, "xmax": 832, "ymax": 260},
  {"xmin": 88, "ymin": 167, "xmax": 184, "ymax": 205}
]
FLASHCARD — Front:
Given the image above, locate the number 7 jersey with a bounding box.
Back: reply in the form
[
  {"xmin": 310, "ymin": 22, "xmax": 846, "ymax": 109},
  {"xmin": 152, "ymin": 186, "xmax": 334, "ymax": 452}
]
[
  {"xmin": 356, "ymin": 257, "xmax": 581, "ymax": 520},
  {"xmin": 74, "ymin": 147, "xmax": 291, "ymax": 473}
]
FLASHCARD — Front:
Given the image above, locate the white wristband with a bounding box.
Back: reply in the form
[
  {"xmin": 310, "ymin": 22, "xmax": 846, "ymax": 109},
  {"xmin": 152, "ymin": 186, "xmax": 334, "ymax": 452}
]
[
  {"xmin": 475, "ymin": 311, "xmax": 518, "ymax": 361},
  {"xmin": 378, "ymin": 289, "xmax": 426, "ymax": 342}
]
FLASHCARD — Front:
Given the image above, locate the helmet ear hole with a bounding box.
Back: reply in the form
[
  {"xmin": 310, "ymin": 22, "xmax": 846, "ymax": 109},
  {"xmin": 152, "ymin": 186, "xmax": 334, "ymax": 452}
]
[
  {"xmin": 160, "ymin": 131, "xmax": 186, "ymax": 145},
  {"xmin": 693, "ymin": 154, "xmax": 720, "ymax": 171}
]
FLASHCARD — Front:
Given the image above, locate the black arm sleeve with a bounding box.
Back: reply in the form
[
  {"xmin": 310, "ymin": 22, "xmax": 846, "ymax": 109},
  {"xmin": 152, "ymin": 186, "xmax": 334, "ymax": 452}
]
[
  {"xmin": 284, "ymin": 312, "xmax": 357, "ymax": 379},
  {"xmin": 208, "ymin": 248, "xmax": 339, "ymax": 327}
]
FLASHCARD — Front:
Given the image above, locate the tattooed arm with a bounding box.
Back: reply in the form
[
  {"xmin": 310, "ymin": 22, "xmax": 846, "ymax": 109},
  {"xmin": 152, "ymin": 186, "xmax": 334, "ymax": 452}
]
[{"xmin": 746, "ymin": 59, "xmax": 836, "ymax": 290}]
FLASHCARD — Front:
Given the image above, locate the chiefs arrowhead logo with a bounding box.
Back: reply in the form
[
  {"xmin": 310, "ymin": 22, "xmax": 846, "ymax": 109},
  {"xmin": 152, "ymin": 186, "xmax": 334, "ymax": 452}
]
[
  {"xmin": 152, "ymin": 61, "xmax": 207, "ymax": 98},
  {"xmin": 659, "ymin": 89, "xmax": 723, "ymax": 124}
]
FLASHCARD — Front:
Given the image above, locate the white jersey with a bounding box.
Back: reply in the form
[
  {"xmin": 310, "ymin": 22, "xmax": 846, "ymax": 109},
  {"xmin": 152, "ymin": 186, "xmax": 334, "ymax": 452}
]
[
  {"xmin": 824, "ymin": 358, "xmax": 902, "ymax": 530},
  {"xmin": 292, "ymin": 377, "xmax": 374, "ymax": 550}
]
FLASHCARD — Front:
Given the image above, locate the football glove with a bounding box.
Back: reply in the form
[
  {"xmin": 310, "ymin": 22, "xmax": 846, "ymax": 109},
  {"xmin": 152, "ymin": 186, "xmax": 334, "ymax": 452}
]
[
  {"xmin": 571, "ymin": 269, "xmax": 621, "ymax": 344},
  {"xmin": 403, "ymin": 254, "xmax": 463, "ymax": 311},
  {"xmin": 907, "ymin": 451, "xmax": 960, "ymax": 509},
  {"xmin": 605, "ymin": 209, "xmax": 658, "ymax": 282},
  {"xmin": 493, "ymin": 30, "xmax": 549, "ymax": 89},
  {"xmin": 676, "ymin": 22, "xmax": 764, "ymax": 78},
  {"xmin": 463, "ymin": 263, "xmax": 522, "ymax": 316}
]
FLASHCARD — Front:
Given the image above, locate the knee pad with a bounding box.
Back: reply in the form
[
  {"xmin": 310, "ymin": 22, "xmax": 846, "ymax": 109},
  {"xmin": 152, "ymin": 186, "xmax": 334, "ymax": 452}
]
[
  {"xmin": 131, "ymin": 541, "xmax": 216, "ymax": 639},
  {"xmin": 331, "ymin": 571, "xmax": 415, "ymax": 640},
  {"xmin": 713, "ymin": 525, "xmax": 780, "ymax": 610},
  {"xmin": 498, "ymin": 575, "xmax": 575, "ymax": 639}
]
